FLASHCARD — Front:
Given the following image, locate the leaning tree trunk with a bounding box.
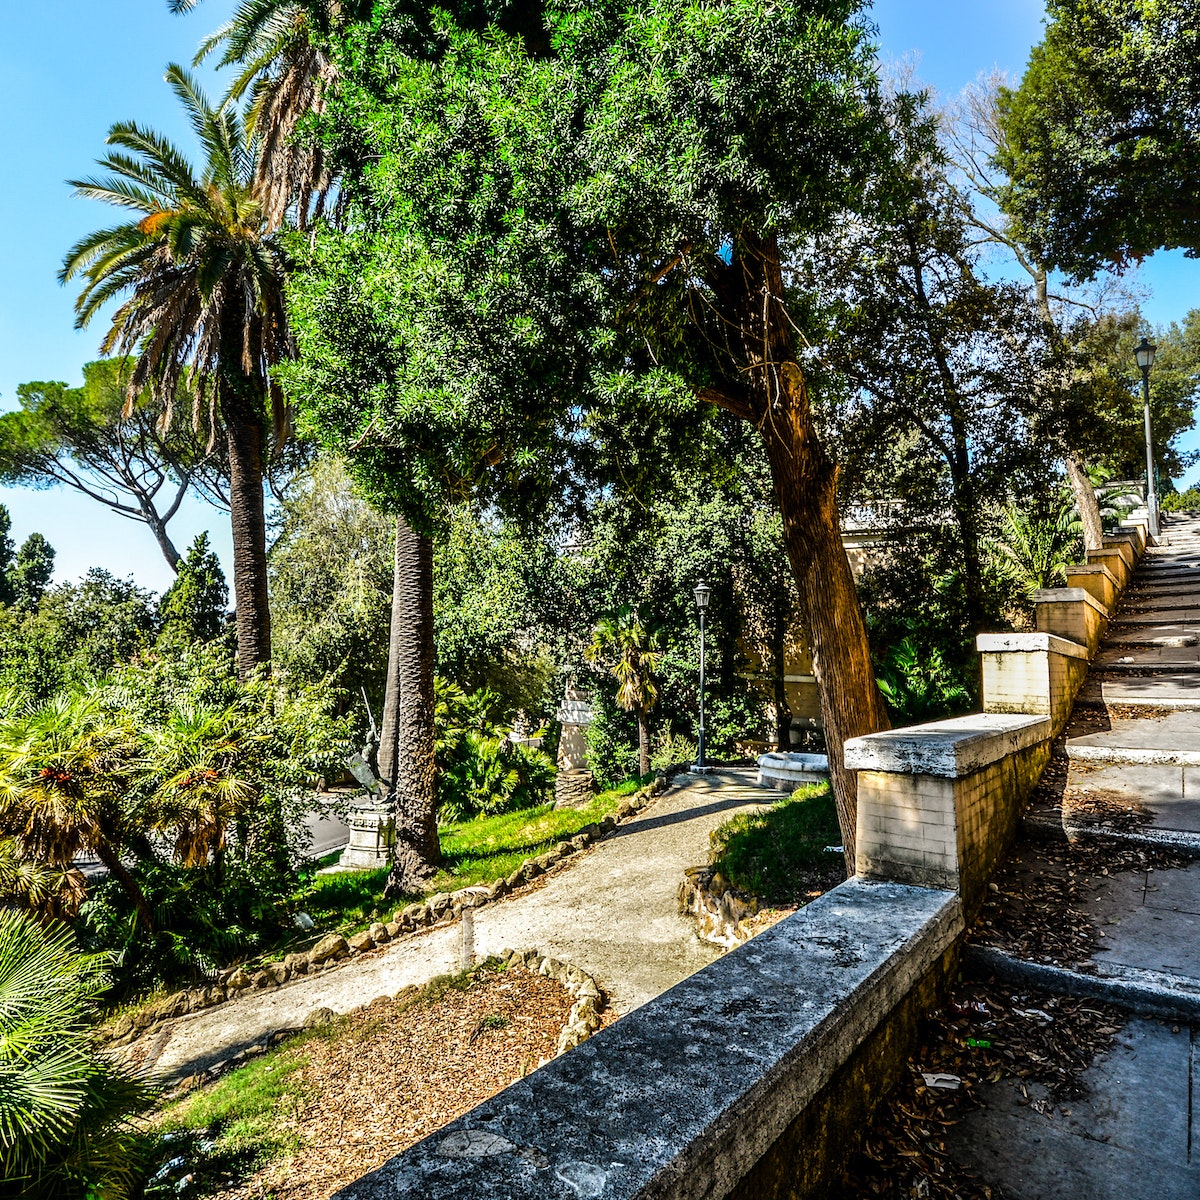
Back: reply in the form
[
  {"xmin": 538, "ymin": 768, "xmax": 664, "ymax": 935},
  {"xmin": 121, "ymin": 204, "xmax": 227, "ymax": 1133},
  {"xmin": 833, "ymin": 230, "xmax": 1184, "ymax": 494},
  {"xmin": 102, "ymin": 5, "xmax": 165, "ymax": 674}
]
[
  {"xmin": 760, "ymin": 366, "xmax": 892, "ymax": 873},
  {"xmin": 382, "ymin": 515, "xmax": 441, "ymax": 898},
  {"xmin": 1065, "ymin": 454, "xmax": 1105, "ymax": 552},
  {"xmin": 220, "ymin": 382, "xmax": 271, "ymax": 679},
  {"xmin": 703, "ymin": 231, "xmax": 890, "ymax": 870},
  {"xmin": 636, "ymin": 709, "xmax": 650, "ymax": 778}
]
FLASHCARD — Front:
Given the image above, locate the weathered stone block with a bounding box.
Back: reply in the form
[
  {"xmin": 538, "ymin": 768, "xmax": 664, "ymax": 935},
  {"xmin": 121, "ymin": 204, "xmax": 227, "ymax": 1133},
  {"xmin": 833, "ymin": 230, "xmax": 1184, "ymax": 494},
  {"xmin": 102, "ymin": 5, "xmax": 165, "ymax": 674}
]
[
  {"xmin": 977, "ymin": 631, "xmax": 1089, "ymax": 735},
  {"xmin": 1067, "ymin": 562, "xmax": 1120, "ymax": 613},
  {"xmin": 347, "ymin": 931, "xmax": 376, "ymax": 953},
  {"xmin": 1032, "ymin": 586, "xmax": 1108, "ymax": 655},
  {"xmin": 308, "ymin": 934, "xmax": 349, "ymax": 966}
]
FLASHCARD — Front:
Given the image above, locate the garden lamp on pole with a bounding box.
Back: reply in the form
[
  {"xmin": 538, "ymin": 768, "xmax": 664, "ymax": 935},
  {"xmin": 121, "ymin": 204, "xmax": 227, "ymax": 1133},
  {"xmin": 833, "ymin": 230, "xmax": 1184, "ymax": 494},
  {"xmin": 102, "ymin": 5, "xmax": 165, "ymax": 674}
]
[
  {"xmin": 690, "ymin": 581, "xmax": 712, "ymax": 774},
  {"xmin": 1134, "ymin": 336, "xmax": 1160, "ymax": 539}
]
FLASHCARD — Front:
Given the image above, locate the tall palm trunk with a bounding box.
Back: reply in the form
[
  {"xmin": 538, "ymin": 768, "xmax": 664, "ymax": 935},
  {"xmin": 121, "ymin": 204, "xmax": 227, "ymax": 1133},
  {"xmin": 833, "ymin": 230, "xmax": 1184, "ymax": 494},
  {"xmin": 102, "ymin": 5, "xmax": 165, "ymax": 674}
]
[
  {"xmin": 707, "ymin": 232, "xmax": 890, "ymax": 869},
  {"xmin": 220, "ymin": 380, "xmax": 272, "ymax": 679},
  {"xmin": 636, "ymin": 709, "xmax": 650, "ymax": 778},
  {"xmin": 382, "ymin": 515, "xmax": 441, "ymax": 897}
]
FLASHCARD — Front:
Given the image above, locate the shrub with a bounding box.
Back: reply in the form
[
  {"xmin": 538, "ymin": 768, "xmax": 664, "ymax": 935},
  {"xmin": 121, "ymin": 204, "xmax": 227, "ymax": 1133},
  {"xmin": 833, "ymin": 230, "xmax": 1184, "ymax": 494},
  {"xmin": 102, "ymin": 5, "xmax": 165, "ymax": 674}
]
[{"xmin": 0, "ymin": 910, "xmax": 156, "ymax": 1199}]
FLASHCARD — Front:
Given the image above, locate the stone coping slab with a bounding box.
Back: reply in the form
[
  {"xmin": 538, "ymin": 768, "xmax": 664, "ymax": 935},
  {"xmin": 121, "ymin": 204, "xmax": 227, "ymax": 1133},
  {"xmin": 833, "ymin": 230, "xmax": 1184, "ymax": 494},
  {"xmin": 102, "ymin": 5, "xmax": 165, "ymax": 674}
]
[
  {"xmin": 975, "ymin": 632, "xmax": 1089, "ymax": 660},
  {"xmin": 844, "ymin": 714, "xmax": 1051, "ymax": 779},
  {"xmin": 756, "ymin": 751, "xmax": 830, "ymax": 791},
  {"xmin": 332, "ymin": 879, "xmax": 961, "ymax": 1200},
  {"xmin": 1031, "ymin": 586, "xmax": 1109, "ymax": 615},
  {"xmin": 1068, "ymin": 562, "xmax": 1120, "ymax": 586}
]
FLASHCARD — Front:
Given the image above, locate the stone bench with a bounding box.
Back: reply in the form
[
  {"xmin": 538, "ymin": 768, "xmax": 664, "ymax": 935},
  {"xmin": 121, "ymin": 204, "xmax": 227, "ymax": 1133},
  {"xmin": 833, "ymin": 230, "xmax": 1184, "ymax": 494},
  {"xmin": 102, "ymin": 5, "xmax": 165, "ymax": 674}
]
[
  {"xmin": 977, "ymin": 631, "xmax": 1089, "ymax": 735},
  {"xmin": 846, "ymin": 713, "xmax": 1052, "ymax": 915}
]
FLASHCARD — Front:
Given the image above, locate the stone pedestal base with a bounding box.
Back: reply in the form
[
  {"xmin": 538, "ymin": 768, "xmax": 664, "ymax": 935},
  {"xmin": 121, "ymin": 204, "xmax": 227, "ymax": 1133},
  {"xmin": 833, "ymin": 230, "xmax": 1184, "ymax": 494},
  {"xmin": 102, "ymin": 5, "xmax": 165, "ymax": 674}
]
[
  {"xmin": 554, "ymin": 769, "xmax": 595, "ymax": 809},
  {"xmin": 334, "ymin": 800, "xmax": 395, "ymax": 871}
]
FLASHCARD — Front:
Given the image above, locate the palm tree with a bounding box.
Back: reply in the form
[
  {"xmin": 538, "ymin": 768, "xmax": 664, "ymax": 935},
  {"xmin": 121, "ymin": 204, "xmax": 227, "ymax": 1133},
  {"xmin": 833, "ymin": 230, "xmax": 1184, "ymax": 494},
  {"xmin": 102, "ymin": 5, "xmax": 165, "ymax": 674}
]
[
  {"xmin": 0, "ymin": 693, "xmax": 152, "ymax": 932},
  {"xmin": 986, "ymin": 502, "xmax": 1083, "ymax": 601},
  {"xmin": 61, "ymin": 66, "xmax": 289, "ymax": 680},
  {"xmin": 586, "ymin": 606, "xmax": 662, "ymax": 778},
  {"xmin": 0, "ymin": 909, "xmax": 156, "ymax": 1200},
  {"xmin": 171, "ymin": 0, "xmax": 372, "ymax": 229}
]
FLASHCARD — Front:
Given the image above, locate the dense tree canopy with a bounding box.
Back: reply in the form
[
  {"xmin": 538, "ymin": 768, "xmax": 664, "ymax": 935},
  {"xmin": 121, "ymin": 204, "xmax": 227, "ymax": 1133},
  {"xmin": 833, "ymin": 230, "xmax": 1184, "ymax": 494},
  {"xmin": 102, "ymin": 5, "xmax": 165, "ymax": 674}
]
[
  {"xmin": 284, "ymin": 0, "xmax": 900, "ymax": 856},
  {"xmin": 997, "ymin": 0, "xmax": 1200, "ymax": 278}
]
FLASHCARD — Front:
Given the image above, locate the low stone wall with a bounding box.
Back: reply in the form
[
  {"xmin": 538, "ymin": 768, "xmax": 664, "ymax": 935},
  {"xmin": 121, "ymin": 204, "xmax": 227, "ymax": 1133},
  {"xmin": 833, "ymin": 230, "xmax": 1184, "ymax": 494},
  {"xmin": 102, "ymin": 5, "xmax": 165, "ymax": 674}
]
[{"xmin": 332, "ymin": 880, "xmax": 961, "ymax": 1200}]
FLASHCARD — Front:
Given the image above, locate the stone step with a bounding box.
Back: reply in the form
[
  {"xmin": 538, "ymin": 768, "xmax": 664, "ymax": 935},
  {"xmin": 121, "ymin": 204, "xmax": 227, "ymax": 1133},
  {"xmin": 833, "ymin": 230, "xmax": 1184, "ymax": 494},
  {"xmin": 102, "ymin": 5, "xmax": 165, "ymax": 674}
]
[
  {"xmin": 1062, "ymin": 759, "xmax": 1200, "ymax": 831},
  {"xmin": 1106, "ymin": 625, "xmax": 1199, "ymax": 648},
  {"xmin": 1092, "ymin": 653, "xmax": 1200, "ymax": 672},
  {"xmin": 1078, "ymin": 674, "xmax": 1200, "ymax": 710},
  {"xmin": 1113, "ymin": 608, "xmax": 1200, "ymax": 625}
]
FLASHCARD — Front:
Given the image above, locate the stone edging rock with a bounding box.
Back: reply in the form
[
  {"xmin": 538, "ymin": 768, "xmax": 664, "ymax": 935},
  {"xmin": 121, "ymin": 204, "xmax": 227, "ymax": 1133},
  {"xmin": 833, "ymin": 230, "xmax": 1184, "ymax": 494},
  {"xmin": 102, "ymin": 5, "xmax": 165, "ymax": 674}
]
[
  {"xmin": 163, "ymin": 948, "xmax": 605, "ymax": 1096},
  {"xmin": 678, "ymin": 865, "xmax": 759, "ymax": 948},
  {"xmin": 103, "ymin": 772, "xmax": 673, "ymax": 1047}
]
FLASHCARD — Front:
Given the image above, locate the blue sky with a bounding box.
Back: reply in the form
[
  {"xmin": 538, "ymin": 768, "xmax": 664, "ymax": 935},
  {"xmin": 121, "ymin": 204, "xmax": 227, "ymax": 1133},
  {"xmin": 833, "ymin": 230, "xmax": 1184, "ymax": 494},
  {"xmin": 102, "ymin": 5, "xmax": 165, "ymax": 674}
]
[{"xmin": 1, "ymin": 0, "xmax": 1198, "ymax": 592}]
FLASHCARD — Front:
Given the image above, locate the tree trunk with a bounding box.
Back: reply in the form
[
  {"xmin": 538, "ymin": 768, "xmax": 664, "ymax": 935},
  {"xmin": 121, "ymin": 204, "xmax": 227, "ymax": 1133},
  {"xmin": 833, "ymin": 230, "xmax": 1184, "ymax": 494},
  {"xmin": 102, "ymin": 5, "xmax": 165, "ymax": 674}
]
[
  {"xmin": 93, "ymin": 840, "xmax": 154, "ymax": 933},
  {"xmin": 139, "ymin": 499, "xmax": 183, "ymax": 573},
  {"xmin": 1065, "ymin": 454, "xmax": 1105, "ymax": 552},
  {"xmin": 760, "ymin": 366, "xmax": 891, "ymax": 873},
  {"xmin": 704, "ymin": 231, "xmax": 891, "ymax": 870},
  {"xmin": 220, "ymin": 382, "xmax": 271, "ymax": 679},
  {"xmin": 377, "ymin": 520, "xmax": 405, "ymax": 794},
  {"xmin": 383, "ymin": 515, "xmax": 441, "ymax": 897},
  {"xmin": 636, "ymin": 709, "xmax": 650, "ymax": 778}
]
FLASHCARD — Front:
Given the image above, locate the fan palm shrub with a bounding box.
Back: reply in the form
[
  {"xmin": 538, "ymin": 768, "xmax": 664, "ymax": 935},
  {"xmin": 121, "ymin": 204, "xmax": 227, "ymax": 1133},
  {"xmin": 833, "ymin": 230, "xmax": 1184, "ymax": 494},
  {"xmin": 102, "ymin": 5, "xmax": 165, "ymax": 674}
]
[
  {"xmin": 0, "ymin": 910, "xmax": 155, "ymax": 1200},
  {"xmin": 61, "ymin": 66, "xmax": 290, "ymax": 679},
  {"xmin": 586, "ymin": 607, "xmax": 662, "ymax": 777},
  {"xmin": 985, "ymin": 502, "xmax": 1083, "ymax": 601},
  {"xmin": 0, "ymin": 692, "xmax": 151, "ymax": 930}
]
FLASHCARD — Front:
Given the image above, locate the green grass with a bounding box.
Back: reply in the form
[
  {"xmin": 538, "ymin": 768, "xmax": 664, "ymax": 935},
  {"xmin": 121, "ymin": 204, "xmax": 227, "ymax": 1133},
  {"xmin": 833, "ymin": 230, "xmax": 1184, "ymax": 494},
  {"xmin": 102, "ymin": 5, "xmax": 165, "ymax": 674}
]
[
  {"xmin": 300, "ymin": 777, "xmax": 647, "ymax": 933},
  {"xmin": 708, "ymin": 783, "xmax": 843, "ymax": 904}
]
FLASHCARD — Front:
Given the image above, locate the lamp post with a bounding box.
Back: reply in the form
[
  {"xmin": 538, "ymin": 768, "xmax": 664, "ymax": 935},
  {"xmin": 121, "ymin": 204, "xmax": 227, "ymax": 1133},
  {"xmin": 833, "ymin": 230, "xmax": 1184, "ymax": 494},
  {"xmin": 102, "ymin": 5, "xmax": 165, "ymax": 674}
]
[
  {"xmin": 690, "ymin": 581, "xmax": 712, "ymax": 774},
  {"xmin": 1134, "ymin": 335, "xmax": 1160, "ymax": 539}
]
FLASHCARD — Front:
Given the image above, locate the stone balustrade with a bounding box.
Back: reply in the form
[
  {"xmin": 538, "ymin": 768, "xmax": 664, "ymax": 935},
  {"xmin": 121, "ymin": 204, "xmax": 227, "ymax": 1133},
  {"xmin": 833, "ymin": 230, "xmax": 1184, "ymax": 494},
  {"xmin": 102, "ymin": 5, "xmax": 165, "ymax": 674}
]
[
  {"xmin": 977, "ymin": 631, "xmax": 1090, "ymax": 735},
  {"xmin": 1067, "ymin": 561, "xmax": 1121, "ymax": 611}
]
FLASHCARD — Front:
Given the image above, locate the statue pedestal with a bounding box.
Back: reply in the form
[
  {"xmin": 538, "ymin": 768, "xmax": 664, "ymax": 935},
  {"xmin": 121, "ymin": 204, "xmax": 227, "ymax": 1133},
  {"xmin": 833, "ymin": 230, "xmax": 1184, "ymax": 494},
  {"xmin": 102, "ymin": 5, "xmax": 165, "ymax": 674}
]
[{"xmin": 333, "ymin": 798, "xmax": 395, "ymax": 871}]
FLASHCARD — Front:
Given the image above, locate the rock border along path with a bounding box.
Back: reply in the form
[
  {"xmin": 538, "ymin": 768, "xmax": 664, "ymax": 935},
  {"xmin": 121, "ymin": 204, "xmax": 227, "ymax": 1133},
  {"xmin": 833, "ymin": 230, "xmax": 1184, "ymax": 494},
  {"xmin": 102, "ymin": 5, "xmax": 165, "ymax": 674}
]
[{"xmin": 129, "ymin": 768, "xmax": 774, "ymax": 1081}]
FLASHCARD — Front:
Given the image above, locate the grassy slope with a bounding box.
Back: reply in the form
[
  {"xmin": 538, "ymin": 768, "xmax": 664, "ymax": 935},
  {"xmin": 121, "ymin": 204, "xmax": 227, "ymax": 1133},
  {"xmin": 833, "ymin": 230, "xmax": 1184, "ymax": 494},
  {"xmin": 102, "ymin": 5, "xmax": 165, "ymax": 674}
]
[
  {"xmin": 300, "ymin": 778, "xmax": 646, "ymax": 934},
  {"xmin": 707, "ymin": 782, "xmax": 843, "ymax": 903}
]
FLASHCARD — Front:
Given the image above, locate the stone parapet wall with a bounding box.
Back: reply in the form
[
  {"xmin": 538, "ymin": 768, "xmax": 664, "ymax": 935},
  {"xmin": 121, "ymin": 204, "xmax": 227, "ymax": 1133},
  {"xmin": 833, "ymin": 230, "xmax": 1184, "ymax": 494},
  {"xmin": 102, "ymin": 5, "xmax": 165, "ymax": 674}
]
[
  {"xmin": 332, "ymin": 881, "xmax": 961, "ymax": 1200},
  {"xmin": 978, "ymin": 631, "xmax": 1090, "ymax": 735},
  {"xmin": 1032, "ymin": 585, "xmax": 1108, "ymax": 654}
]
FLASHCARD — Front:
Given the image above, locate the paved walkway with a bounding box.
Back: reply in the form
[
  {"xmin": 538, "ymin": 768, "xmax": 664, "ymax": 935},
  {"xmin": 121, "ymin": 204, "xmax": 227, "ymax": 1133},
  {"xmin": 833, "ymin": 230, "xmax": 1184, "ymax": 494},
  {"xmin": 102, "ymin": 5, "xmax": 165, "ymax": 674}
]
[
  {"xmin": 951, "ymin": 513, "xmax": 1200, "ymax": 1197},
  {"xmin": 136, "ymin": 769, "xmax": 773, "ymax": 1080}
]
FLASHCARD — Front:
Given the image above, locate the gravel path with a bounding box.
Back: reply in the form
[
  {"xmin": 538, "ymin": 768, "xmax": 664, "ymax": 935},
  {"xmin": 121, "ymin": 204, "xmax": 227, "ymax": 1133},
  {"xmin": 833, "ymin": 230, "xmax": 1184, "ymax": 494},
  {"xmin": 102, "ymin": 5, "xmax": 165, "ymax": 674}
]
[{"xmin": 141, "ymin": 769, "xmax": 771, "ymax": 1080}]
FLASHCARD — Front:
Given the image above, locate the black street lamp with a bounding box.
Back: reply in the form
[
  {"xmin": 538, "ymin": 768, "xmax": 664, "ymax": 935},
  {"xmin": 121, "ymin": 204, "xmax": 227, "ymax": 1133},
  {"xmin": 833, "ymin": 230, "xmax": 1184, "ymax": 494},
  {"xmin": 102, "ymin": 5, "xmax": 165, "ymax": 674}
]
[
  {"xmin": 1134, "ymin": 335, "xmax": 1160, "ymax": 538},
  {"xmin": 690, "ymin": 581, "xmax": 712, "ymax": 774}
]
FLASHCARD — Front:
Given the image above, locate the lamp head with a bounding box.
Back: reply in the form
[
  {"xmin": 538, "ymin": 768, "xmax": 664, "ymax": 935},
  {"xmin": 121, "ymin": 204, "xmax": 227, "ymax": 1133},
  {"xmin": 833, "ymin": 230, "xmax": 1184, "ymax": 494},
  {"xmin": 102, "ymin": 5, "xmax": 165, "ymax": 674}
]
[
  {"xmin": 1134, "ymin": 336, "xmax": 1157, "ymax": 372},
  {"xmin": 692, "ymin": 581, "xmax": 711, "ymax": 611}
]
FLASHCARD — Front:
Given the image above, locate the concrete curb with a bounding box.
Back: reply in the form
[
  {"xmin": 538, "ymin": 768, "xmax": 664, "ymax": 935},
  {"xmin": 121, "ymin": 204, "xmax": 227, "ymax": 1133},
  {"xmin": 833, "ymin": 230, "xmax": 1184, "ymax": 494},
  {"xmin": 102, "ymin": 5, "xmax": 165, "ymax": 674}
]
[
  {"xmin": 1065, "ymin": 744, "xmax": 1200, "ymax": 767},
  {"xmin": 963, "ymin": 944, "xmax": 1200, "ymax": 1023}
]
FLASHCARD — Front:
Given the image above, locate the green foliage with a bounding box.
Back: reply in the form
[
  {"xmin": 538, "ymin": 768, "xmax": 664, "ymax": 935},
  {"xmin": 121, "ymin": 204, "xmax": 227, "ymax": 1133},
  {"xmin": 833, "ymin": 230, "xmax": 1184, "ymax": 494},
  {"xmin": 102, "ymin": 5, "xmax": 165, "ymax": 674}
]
[
  {"xmin": 268, "ymin": 456, "xmax": 393, "ymax": 713},
  {"xmin": 0, "ymin": 910, "xmax": 156, "ymax": 1200},
  {"xmin": 434, "ymin": 680, "xmax": 556, "ymax": 823},
  {"xmin": 876, "ymin": 637, "xmax": 973, "ymax": 726},
  {"xmin": 583, "ymin": 692, "xmax": 640, "ymax": 791},
  {"xmin": 7, "ymin": 535, "xmax": 55, "ymax": 612},
  {"xmin": 985, "ymin": 501, "xmax": 1083, "ymax": 602},
  {"xmin": 1162, "ymin": 487, "xmax": 1200, "ymax": 512},
  {"xmin": 0, "ymin": 570, "xmax": 157, "ymax": 700},
  {"xmin": 708, "ymin": 783, "xmax": 843, "ymax": 903},
  {"xmin": 0, "ymin": 506, "xmax": 56, "ymax": 611},
  {"xmin": 156, "ymin": 532, "xmax": 228, "ymax": 649},
  {"xmin": 996, "ymin": 0, "xmax": 1200, "ymax": 278},
  {"xmin": 586, "ymin": 606, "xmax": 661, "ymax": 717},
  {"xmin": 0, "ymin": 647, "xmax": 353, "ymax": 995}
]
